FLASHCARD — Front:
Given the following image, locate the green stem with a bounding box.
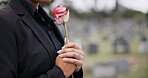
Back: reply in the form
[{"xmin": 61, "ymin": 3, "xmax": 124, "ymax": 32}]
[{"xmin": 63, "ymin": 22, "xmax": 69, "ymax": 44}]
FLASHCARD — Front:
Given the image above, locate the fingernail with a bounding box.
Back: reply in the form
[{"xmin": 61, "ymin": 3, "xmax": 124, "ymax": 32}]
[
  {"xmin": 64, "ymin": 38, "xmax": 66, "ymax": 42},
  {"xmin": 57, "ymin": 50, "xmax": 62, "ymax": 53},
  {"xmin": 62, "ymin": 58, "xmax": 68, "ymax": 61},
  {"xmin": 60, "ymin": 54, "xmax": 64, "ymax": 57},
  {"xmin": 62, "ymin": 46, "xmax": 65, "ymax": 49}
]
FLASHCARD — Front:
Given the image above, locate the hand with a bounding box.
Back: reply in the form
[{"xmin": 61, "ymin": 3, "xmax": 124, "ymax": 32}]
[
  {"xmin": 58, "ymin": 39, "xmax": 84, "ymax": 72},
  {"xmin": 56, "ymin": 55, "xmax": 76, "ymax": 78}
]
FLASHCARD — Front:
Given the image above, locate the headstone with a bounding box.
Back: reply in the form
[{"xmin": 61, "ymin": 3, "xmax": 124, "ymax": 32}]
[
  {"xmin": 92, "ymin": 58, "xmax": 129, "ymax": 78},
  {"xmin": 138, "ymin": 37, "xmax": 148, "ymax": 54},
  {"xmin": 106, "ymin": 58, "xmax": 129, "ymax": 74},
  {"xmin": 88, "ymin": 43, "xmax": 98, "ymax": 54},
  {"xmin": 92, "ymin": 63, "xmax": 118, "ymax": 78},
  {"xmin": 0, "ymin": 1, "xmax": 7, "ymax": 9},
  {"xmin": 113, "ymin": 37, "xmax": 129, "ymax": 54}
]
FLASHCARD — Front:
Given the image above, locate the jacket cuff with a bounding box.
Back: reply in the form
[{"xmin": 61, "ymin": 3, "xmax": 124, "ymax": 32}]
[
  {"xmin": 73, "ymin": 68, "xmax": 83, "ymax": 78},
  {"xmin": 47, "ymin": 65, "xmax": 65, "ymax": 78}
]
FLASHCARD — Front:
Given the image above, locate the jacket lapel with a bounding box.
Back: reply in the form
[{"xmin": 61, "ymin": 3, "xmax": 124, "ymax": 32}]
[
  {"xmin": 8, "ymin": 0, "xmax": 58, "ymax": 65},
  {"xmin": 38, "ymin": 6, "xmax": 64, "ymax": 44},
  {"xmin": 21, "ymin": 14, "xmax": 56, "ymax": 65}
]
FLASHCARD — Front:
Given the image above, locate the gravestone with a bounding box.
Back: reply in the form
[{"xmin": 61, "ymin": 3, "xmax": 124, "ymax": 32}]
[
  {"xmin": 0, "ymin": 0, "xmax": 8, "ymax": 9},
  {"xmin": 113, "ymin": 37, "xmax": 129, "ymax": 54},
  {"xmin": 106, "ymin": 58, "xmax": 129, "ymax": 74},
  {"xmin": 93, "ymin": 63, "xmax": 118, "ymax": 78},
  {"xmin": 88, "ymin": 43, "xmax": 98, "ymax": 54},
  {"xmin": 138, "ymin": 37, "xmax": 148, "ymax": 54},
  {"xmin": 92, "ymin": 58, "xmax": 129, "ymax": 78}
]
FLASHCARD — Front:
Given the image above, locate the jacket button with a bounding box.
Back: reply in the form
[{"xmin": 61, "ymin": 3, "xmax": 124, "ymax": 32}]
[{"xmin": 48, "ymin": 31, "xmax": 52, "ymax": 35}]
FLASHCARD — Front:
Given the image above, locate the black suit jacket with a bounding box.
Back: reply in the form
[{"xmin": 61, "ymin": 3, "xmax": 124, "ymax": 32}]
[{"xmin": 0, "ymin": 0, "xmax": 83, "ymax": 78}]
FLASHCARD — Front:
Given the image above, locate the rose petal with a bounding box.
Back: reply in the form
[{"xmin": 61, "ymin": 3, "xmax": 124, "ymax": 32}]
[
  {"xmin": 55, "ymin": 16, "xmax": 64, "ymax": 24},
  {"xmin": 51, "ymin": 4, "xmax": 69, "ymax": 24},
  {"xmin": 54, "ymin": 11, "xmax": 67, "ymax": 19},
  {"xmin": 55, "ymin": 4, "xmax": 62, "ymax": 10},
  {"xmin": 60, "ymin": 7, "xmax": 66, "ymax": 11},
  {"xmin": 63, "ymin": 10, "xmax": 69, "ymax": 22}
]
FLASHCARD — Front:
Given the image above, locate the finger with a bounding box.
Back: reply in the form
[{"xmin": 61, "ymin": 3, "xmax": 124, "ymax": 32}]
[
  {"xmin": 62, "ymin": 58, "xmax": 83, "ymax": 66},
  {"xmin": 59, "ymin": 52, "xmax": 83, "ymax": 60},
  {"xmin": 64, "ymin": 38, "xmax": 70, "ymax": 45},
  {"xmin": 61, "ymin": 48, "xmax": 84, "ymax": 56},
  {"xmin": 63, "ymin": 42, "xmax": 81, "ymax": 50},
  {"xmin": 57, "ymin": 50, "xmax": 62, "ymax": 54}
]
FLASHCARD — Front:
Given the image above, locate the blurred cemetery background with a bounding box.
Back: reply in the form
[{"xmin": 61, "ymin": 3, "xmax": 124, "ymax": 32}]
[{"xmin": 1, "ymin": 0, "xmax": 148, "ymax": 78}]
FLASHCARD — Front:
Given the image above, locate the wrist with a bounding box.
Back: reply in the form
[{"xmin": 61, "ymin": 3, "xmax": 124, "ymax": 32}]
[{"xmin": 75, "ymin": 66, "xmax": 81, "ymax": 72}]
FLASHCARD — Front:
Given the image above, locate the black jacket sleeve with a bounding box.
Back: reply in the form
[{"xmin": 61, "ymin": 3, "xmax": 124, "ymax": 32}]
[
  {"xmin": 73, "ymin": 68, "xmax": 83, "ymax": 78},
  {"xmin": 0, "ymin": 13, "xmax": 18, "ymax": 78},
  {"xmin": 36, "ymin": 66, "xmax": 65, "ymax": 78}
]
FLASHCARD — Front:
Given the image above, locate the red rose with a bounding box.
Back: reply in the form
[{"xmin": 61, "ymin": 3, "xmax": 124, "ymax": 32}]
[{"xmin": 51, "ymin": 4, "xmax": 69, "ymax": 24}]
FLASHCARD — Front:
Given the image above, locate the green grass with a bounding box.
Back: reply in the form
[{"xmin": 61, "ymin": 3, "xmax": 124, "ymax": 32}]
[
  {"xmin": 82, "ymin": 35, "xmax": 148, "ymax": 78},
  {"xmin": 83, "ymin": 53, "xmax": 148, "ymax": 78}
]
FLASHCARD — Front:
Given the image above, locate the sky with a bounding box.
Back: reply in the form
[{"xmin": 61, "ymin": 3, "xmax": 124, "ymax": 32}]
[
  {"xmin": 51, "ymin": 0, "xmax": 148, "ymax": 14},
  {"xmin": 0, "ymin": 0, "xmax": 147, "ymax": 13},
  {"xmin": 118, "ymin": 0, "xmax": 148, "ymax": 14}
]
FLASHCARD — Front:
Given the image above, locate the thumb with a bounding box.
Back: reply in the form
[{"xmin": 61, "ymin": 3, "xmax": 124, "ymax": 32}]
[{"xmin": 64, "ymin": 38, "xmax": 69, "ymax": 45}]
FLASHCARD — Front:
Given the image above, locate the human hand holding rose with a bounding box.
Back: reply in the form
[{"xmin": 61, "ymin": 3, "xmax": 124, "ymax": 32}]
[{"xmin": 51, "ymin": 4, "xmax": 84, "ymax": 76}]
